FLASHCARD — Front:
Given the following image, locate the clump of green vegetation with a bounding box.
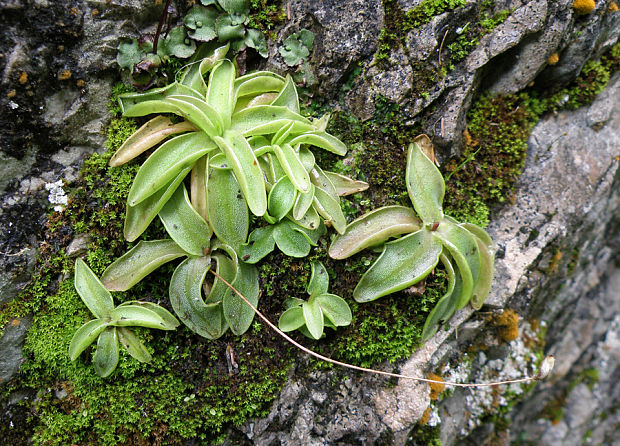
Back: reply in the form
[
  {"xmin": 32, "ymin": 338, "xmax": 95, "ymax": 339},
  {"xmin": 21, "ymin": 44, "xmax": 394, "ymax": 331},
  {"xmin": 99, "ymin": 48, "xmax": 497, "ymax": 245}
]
[
  {"xmin": 444, "ymin": 38, "xmax": 620, "ymax": 226},
  {"xmin": 444, "ymin": 93, "xmax": 542, "ymax": 227},
  {"xmin": 248, "ymin": 0, "xmax": 287, "ymax": 37},
  {"xmin": 447, "ymin": 9, "xmax": 511, "ymax": 69}
]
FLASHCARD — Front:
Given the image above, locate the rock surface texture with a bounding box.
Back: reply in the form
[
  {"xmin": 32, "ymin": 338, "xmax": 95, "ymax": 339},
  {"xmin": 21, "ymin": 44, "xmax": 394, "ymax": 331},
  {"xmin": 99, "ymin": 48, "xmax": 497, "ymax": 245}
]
[{"xmin": 0, "ymin": 0, "xmax": 619, "ymax": 444}]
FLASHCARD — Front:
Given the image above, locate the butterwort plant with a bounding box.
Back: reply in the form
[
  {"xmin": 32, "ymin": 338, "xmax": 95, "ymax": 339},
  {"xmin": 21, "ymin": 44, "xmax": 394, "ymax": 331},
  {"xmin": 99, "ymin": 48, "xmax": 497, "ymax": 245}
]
[
  {"xmin": 328, "ymin": 135, "xmax": 495, "ymax": 340},
  {"xmin": 278, "ymin": 261, "xmax": 352, "ymax": 339},
  {"xmin": 110, "ymin": 44, "xmax": 360, "ymax": 249},
  {"xmin": 69, "ymin": 259, "xmax": 179, "ymax": 377}
]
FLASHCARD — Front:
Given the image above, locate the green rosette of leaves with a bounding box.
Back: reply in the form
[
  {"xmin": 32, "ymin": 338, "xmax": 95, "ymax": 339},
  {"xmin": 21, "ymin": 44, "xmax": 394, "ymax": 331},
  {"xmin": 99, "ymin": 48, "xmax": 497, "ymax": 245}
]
[
  {"xmin": 328, "ymin": 135, "xmax": 495, "ymax": 340},
  {"xmin": 100, "ymin": 180, "xmax": 259, "ymax": 341},
  {"xmin": 69, "ymin": 259, "xmax": 179, "ymax": 378},
  {"xmin": 278, "ymin": 261, "xmax": 352, "ymax": 340},
  {"xmin": 111, "ymin": 45, "xmax": 365, "ymax": 246}
]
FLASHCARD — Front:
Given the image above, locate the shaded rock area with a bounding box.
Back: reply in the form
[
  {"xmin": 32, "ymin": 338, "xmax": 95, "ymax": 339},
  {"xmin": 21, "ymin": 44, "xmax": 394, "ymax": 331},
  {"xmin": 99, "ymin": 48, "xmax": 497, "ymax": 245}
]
[{"xmin": 0, "ymin": 0, "xmax": 619, "ymax": 444}]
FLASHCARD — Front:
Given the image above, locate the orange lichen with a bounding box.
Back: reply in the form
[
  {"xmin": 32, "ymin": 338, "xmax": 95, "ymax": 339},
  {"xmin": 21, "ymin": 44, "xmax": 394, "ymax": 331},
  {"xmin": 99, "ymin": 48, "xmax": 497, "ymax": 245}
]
[
  {"xmin": 7, "ymin": 89, "xmax": 16, "ymax": 98},
  {"xmin": 495, "ymin": 309, "xmax": 519, "ymax": 342},
  {"xmin": 547, "ymin": 53, "xmax": 559, "ymax": 65},
  {"xmin": 548, "ymin": 250, "xmax": 563, "ymax": 273},
  {"xmin": 76, "ymin": 79, "xmax": 86, "ymax": 88},
  {"xmin": 18, "ymin": 71, "xmax": 28, "ymax": 84},
  {"xmin": 427, "ymin": 373, "xmax": 446, "ymax": 400},
  {"xmin": 11, "ymin": 318, "xmax": 21, "ymax": 326},
  {"xmin": 573, "ymin": 0, "xmax": 596, "ymax": 14},
  {"xmin": 609, "ymin": 1, "xmax": 618, "ymax": 12},
  {"xmin": 419, "ymin": 407, "xmax": 432, "ymax": 425},
  {"xmin": 58, "ymin": 69, "xmax": 72, "ymax": 80}
]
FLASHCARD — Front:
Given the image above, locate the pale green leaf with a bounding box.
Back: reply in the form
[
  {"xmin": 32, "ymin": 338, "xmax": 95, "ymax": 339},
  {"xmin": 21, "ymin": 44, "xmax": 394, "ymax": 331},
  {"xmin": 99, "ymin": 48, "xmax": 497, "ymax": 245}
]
[
  {"xmin": 273, "ymin": 221, "xmax": 311, "ymax": 257},
  {"xmin": 312, "ymin": 186, "xmax": 347, "ymax": 234},
  {"xmin": 117, "ymin": 327, "xmax": 152, "ymax": 363},
  {"xmin": 328, "ymin": 206, "xmax": 422, "ymax": 259},
  {"xmin": 214, "ymin": 129, "xmax": 267, "ymax": 216},
  {"xmin": 234, "ymin": 71, "xmax": 285, "ymax": 98},
  {"xmin": 159, "ymin": 184, "xmax": 212, "ymax": 256},
  {"xmin": 432, "ymin": 219, "xmax": 480, "ymax": 309},
  {"xmin": 307, "ymin": 261, "xmax": 329, "ymax": 296},
  {"xmin": 223, "ymin": 262, "xmax": 259, "ymax": 335},
  {"xmin": 309, "ymin": 165, "xmax": 337, "ymax": 197},
  {"xmin": 272, "ymin": 121, "xmax": 295, "ymax": 146},
  {"xmin": 273, "ymin": 143, "xmax": 311, "ymax": 193},
  {"xmin": 324, "ymin": 171, "xmax": 369, "ymax": 196},
  {"xmin": 239, "ymin": 225, "xmax": 275, "ymax": 264},
  {"xmin": 298, "ymin": 147, "xmax": 315, "ymax": 172},
  {"xmin": 109, "ymin": 305, "xmax": 171, "ymax": 330},
  {"xmin": 292, "ymin": 204, "xmax": 321, "ymax": 231},
  {"xmin": 268, "ymin": 176, "xmax": 297, "ymax": 221},
  {"xmin": 287, "ymin": 131, "xmax": 347, "ymax": 156},
  {"xmin": 353, "ymin": 229, "xmax": 442, "ymax": 302},
  {"xmin": 292, "ymin": 184, "xmax": 314, "ymax": 221},
  {"xmin": 316, "ymin": 294, "xmax": 351, "ymax": 326},
  {"xmin": 206, "ymin": 59, "xmax": 235, "ymax": 127},
  {"xmin": 119, "ymin": 83, "xmax": 203, "ymax": 115},
  {"xmin": 206, "ymin": 165, "xmax": 250, "ymax": 250},
  {"xmin": 205, "ymin": 252, "xmax": 236, "ymax": 304},
  {"xmin": 469, "ymin": 235, "xmax": 494, "ymax": 310},
  {"xmin": 124, "ymin": 166, "xmax": 192, "ymax": 242},
  {"xmin": 68, "ymin": 319, "xmax": 109, "ymax": 361},
  {"xmin": 302, "ymin": 299, "xmax": 324, "ymax": 339},
  {"xmin": 127, "ymin": 132, "xmax": 217, "ymax": 206},
  {"xmin": 118, "ymin": 301, "xmax": 179, "ymax": 330},
  {"xmin": 166, "ymin": 95, "xmax": 222, "ymax": 137},
  {"xmin": 406, "ymin": 141, "xmax": 444, "ymax": 224},
  {"xmin": 422, "ymin": 252, "xmax": 458, "ymax": 341},
  {"xmin": 230, "ymin": 105, "xmax": 313, "ymax": 136},
  {"xmin": 191, "ymin": 156, "xmax": 209, "ymax": 221},
  {"xmin": 109, "ymin": 116, "xmax": 196, "ymax": 167},
  {"xmin": 169, "ymin": 256, "xmax": 227, "ymax": 339},
  {"xmin": 271, "ymin": 75, "xmax": 300, "ymax": 113},
  {"xmin": 74, "ymin": 258, "xmax": 114, "ymax": 319},
  {"xmin": 101, "ymin": 240, "xmax": 188, "ymax": 292},
  {"xmin": 278, "ymin": 307, "xmax": 305, "ymax": 332},
  {"xmin": 93, "ymin": 327, "xmax": 119, "ymax": 378}
]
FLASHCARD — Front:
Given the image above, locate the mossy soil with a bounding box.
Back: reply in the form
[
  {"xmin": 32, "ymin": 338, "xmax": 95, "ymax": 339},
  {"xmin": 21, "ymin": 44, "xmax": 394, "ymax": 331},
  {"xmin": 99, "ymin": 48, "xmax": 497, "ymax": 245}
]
[{"xmin": 1, "ymin": 27, "xmax": 619, "ymax": 446}]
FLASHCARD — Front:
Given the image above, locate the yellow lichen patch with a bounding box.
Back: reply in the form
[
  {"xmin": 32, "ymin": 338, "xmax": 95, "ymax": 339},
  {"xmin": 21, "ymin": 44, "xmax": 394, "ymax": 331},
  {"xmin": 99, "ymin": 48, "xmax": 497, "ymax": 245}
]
[
  {"xmin": 18, "ymin": 71, "xmax": 28, "ymax": 84},
  {"xmin": 609, "ymin": 1, "xmax": 619, "ymax": 12},
  {"xmin": 419, "ymin": 407, "xmax": 432, "ymax": 425},
  {"xmin": 7, "ymin": 89, "xmax": 16, "ymax": 98},
  {"xmin": 76, "ymin": 79, "xmax": 86, "ymax": 88},
  {"xmin": 495, "ymin": 309, "xmax": 519, "ymax": 342},
  {"xmin": 58, "ymin": 69, "xmax": 72, "ymax": 80},
  {"xmin": 427, "ymin": 373, "xmax": 446, "ymax": 400},
  {"xmin": 573, "ymin": 0, "xmax": 596, "ymax": 14},
  {"xmin": 547, "ymin": 53, "xmax": 559, "ymax": 65}
]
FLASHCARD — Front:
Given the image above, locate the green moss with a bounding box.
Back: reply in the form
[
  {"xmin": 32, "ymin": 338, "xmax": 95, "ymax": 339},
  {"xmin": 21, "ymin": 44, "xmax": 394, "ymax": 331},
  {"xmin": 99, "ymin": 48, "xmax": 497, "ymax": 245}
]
[
  {"xmin": 248, "ymin": 0, "xmax": 287, "ymax": 38},
  {"xmin": 407, "ymin": 424, "xmax": 442, "ymax": 445},
  {"xmin": 447, "ymin": 9, "xmax": 511, "ymax": 69}
]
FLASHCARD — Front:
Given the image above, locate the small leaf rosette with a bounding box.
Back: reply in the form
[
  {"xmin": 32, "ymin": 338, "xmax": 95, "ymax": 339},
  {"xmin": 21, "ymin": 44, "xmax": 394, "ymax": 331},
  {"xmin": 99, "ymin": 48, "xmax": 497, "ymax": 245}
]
[
  {"xmin": 69, "ymin": 259, "xmax": 179, "ymax": 377},
  {"xmin": 278, "ymin": 262, "xmax": 352, "ymax": 339},
  {"xmin": 112, "ymin": 46, "xmax": 365, "ymax": 244},
  {"xmin": 328, "ymin": 136, "xmax": 495, "ymax": 341}
]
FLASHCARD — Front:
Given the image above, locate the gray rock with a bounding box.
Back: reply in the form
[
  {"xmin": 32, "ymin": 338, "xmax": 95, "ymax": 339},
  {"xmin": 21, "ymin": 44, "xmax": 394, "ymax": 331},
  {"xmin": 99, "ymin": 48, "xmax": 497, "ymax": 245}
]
[
  {"xmin": 0, "ymin": 316, "xmax": 32, "ymax": 384},
  {"xmin": 66, "ymin": 234, "xmax": 93, "ymax": 257}
]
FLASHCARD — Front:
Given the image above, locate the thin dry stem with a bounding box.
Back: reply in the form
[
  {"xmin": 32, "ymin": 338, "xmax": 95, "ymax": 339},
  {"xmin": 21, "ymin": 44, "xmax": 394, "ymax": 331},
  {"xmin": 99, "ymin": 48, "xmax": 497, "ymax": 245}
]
[{"xmin": 210, "ymin": 270, "xmax": 550, "ymax": 388}]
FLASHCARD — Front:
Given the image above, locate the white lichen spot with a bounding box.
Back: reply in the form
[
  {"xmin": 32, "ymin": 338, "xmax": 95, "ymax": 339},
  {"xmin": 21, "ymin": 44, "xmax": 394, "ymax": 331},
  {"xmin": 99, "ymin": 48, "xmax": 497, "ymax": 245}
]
[
  {"xmin": 9, "ymin": 100, "xmax": 19, "ymax": 110},
  {"xmin": 427, "ymin": 404, "xmax": 441, "ymax": 427},
  {"xmin": 45, "ymin": 180, "xmax": 68, "ymax": 211}
]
